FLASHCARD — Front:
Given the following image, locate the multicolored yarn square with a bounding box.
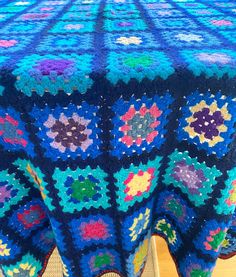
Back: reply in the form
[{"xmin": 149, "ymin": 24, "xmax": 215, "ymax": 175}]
[
  {"xmin": 161, "ymin": 30, "xmax": 222, "ymax": 48},
  {"xmin": 104, "ymin": 3, "xmax": 137, "ymax": 12},
  {"xmin": 194, "ymin": 220, "xmax": 228, "ymax": 258},
  {"xmin": 0, "ymin": 231, "xmax": 21, "ymax": 261},
  {"xmin": 49, "ymin": 20, "xmax": 95, "ymax": 33},
  {"xmin": 106, "ymin": 51, "xmax": 174, "ymax": 85},
  {"xmin": 80, "ymin": 248, "xmax": 121, "ymax": 277},
  {"xmin": 214, "ymin": 167, "xmax": 236, "ymax": 215},
  {"xmin": 155, "ymin": 191, "xmax": 195, "ymax": 233},
  {"xmin": 8, "ymin": 199, "xmax": 48, "ymax": 238},
  {"xmin": 52, "ymin": 165, "xmax": 110, "ymax": 213},
  {"xmin": 104, "ymin": 19, "xmax": 147, "ymax": 32},
  {"xmin": 111, "ymin": 94, "xmax": 173, "ymax": 157},
  {"xmin": 32, "ymin": 226, "xmax": 55, "ymax": 253},
  {"xmin": 37, "ymin": 34, "xmax": 93, "ymax": 52},
  {"xmin": 177, "ymin": 92, "xmax": 236, "ymax": 157},
  {"xmin": 126, "ymin": 234, "xmax": 150, "ymax": 277},
  {"xmin": 147, "ymin": 9, "xmax": 185, "ymax": 18},
  {"xmin": 122, "ymin": 201, "xmax": 153, "ymax": 250},
  {"xmin": 143, "ymin": 3, "xmax": 174, "ymax": 9},
  {"xmin": 15, "ymin": 12, "xmax": 56, "ymax": 21},
  {"xmin": 181, "ymin": 49, "xmax": 236, "ymax": 79},
  {"xmin": 13, "ymin": 53, "xmax": 94, "ymax": 96},
  {"xmin": 0, "ymin": 21, "xmax": 47, "ymax": 34},
  {"xmin": 104, "ymin": 9, "xmax": 140, "ymax": 19},
  {"xmin": 70, "ymin": 214, "xmax": 116, "ymax": 248},
  {"xmin": 114, "ymin": 156, "xmax": 162, "ymax": 212},
  {"xmin": 196, "ymin": 16, "xmax": 236, "ymax": 30},
  {"xmin": 186, "ymin": 8, "xmax": 223, "ymax": 17},
  {"xmin": 154, "ymin": 216, "xmax": 182, "ymax": 253},
  {"xmin": 28, "ymin": 4, "xmax": 63, "ymax": 14},
  {"xmin": 68, "ymin": 4, "xmax": 99, "ymax": 13},
  {"xmin": 13, "ymin": 158, "xmax": 55, "ymax": 211},
  {"xmin": 214, "ymin": 1, "xmax": 236, "ymax": 8},
  {"xmin": 31, "ymin": 103, "xmax": 101, "ymax": 160},
  {"xmin": 164, "ymin": 150, "xmax": 222, "ymax": 207},
  {"xmin": 0, "ymin": 107, "xmax": 34, "ymax": 155},
  {"xmin": 0, "ymin": 169, "xmax": 29, "ymax": 218},
  {"xmin": 176, "ymin": 2, "xmax": 208, "ymax": 9},
  {"xmin": 1, "ymin": 253, "xmax": 42, "ymax": 277},
  {"xmin": 61, "ymin": 11, "xmax": 97, "ymax": 20},
  {"xmin": 0, "ymin": 35, "xmax": 34, "ymax": 53},
  {"xmin": 153, "ymin": 18, "xmax": 198, "ymax": 29},
  {"xmin": 104, "ymin": 32, "xmax": 160, "ymax": 50},
  {"xmin": 179, "ymin": 253, "xmax": 214, "ymax": 277}
]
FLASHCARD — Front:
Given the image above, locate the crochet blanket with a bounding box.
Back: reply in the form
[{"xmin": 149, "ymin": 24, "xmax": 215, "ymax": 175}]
[{"xmin": 0, "ymin": 0, "xmax": 236, "ymax": 276}]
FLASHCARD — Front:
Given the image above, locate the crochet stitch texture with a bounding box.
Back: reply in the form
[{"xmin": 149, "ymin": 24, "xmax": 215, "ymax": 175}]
[{"xmin": 0, "ymin": 0, "xmax": 236, "ymax": 277}]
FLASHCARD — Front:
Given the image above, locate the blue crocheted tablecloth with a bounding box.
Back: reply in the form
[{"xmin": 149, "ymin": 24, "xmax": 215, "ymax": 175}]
[{"xmin": 0, "ymin": 0, "xmax": 236, "ymax": 276}]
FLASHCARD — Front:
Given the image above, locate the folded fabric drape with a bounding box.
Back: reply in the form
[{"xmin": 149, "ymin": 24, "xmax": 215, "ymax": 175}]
[{"xmin": 0, "ymin": 0, "xmax": 236, "ymax": 277}]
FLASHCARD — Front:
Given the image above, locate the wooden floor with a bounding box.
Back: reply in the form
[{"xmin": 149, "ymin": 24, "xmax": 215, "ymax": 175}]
[{"xmin": 155, "ymin": 236, "xmax": 236, "ymax": 277}]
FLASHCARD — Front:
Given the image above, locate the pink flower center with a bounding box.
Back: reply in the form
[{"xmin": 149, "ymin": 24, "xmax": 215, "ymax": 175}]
[{"xmin": 0, "ymin": 40, "xmax": 17, "ymax": 48}]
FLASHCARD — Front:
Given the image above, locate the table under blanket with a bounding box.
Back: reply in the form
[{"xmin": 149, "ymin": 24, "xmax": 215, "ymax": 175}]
[{"xmin": 0, "ymin": 0, "xmax": 236, "ymax": 276}]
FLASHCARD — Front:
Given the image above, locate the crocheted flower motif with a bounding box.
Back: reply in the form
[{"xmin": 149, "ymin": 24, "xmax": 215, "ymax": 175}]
[
  {"xmin": 13, "ymin": 53, "xmax": 93, "ymax": 96},
  {"xmin": 197, "ymin": 16, "xmax": 236, "ymax": 30},
  {"xmin": 0, "ymin": 170, "xmax": 29, "ymax": 218},
  {"xmin": 161, "ymin": 30, "xmax": 221, "ymax": 47},
  {"xmin": 126, "ymin": 235, "xmax": 150, "ymax": 277},
  {"xmin": 13, "ymin": 158, "xmax": 55, "ymax": 211},
  {"xmin": 1, "ymin": 253, "xmax": 42, "ymax": 277},
  {"xmin": 31, "ymin": 103, "xmax": 101, "ymax": 161},
  {"xmin": 178, "ymin": 92, "xmax": 236, "ymax": 157},
  {"xmin": 194, "ymin": 221, "xmax": 228, "ymax": 258},
  {"xmin": 153, "ymin": 17, "xmax": 197, "ymax": 29},
  {"xmin": 147, "ymin": 9, "xmax": 185, "ymax": 18},
  {"xmin": 164, "ymin": 150, "xmax": 222, "ymax": 207},
  {"xmin": 15, "ymin": 12, "xmax": 54, "ymax": 21},
  {"xmin": 0, "ymin": 21, "xmax": 47, "ymax": 34},
  {"xmin": 9, "ymin": 200, "xmax": 47, "ymax": 238},
  {"xmin": 106, "ymin": 51, "xmax": 174, "ymax": 84},
  {"xmin": 181, "ymin": 50, "xmax": 236, "ymax": 78},
  {"xmin": 179, "ymin": 253, "xmax": 214, "ymax": 277},
  {"xmin": 111, "ymin": 94, "xmax": 173, "ymax": 157},
  {"xmin": 0, "ymin": 36, "xmax": 34, "ymax": 53},
  {"xmin": 154, "ymin": 217, "xmax": 181, "ymax": 252},
  {"xmin": 49, "ymin": 20, "xmax": 95, "ymax": 33},
  {"xmin": 114, "ymin": 156, "xmax": 162, "ymax": 211},
  {"xmin": 145, "ymin": 3, "xmax": 173, "ymax": 9},
  {"xmin": 104, "ymin": 32, "xmax": 160, "ymax": 50},
  {"xmin": 104, "ymin": 9, "xmax": 140, "ymax": 19},
  {"xmin": 156, "ymin": 191, "xmax": 195, "ymax": 233},
  {"xmin": 0, "ymin": 107, "xmax": 34, "ymax": 155},
  {"xmin": 52, "ymin": 165, "xmax": 110, "ymax": 213},
  {"xmin": 0, "ymin": 232, "xmax": 21, "ymax": 261},
  {"xmin": 80, "ymin": 248, "xmax": 121, "ymax": 277},
  {"xmin": 70, "ymin": 215, "xmax": 115, "ymax": 248},
  {"xmin": 215, "ymin": 167, "xmax": 236, "ymax": 215},
  {"xmin": 32, "ymin": 227, "xmax": 55, "ymax": 253},
  {"xmin": 37, "ymin": 34, "xmax": 93, "ymax": 52},
  {"xmin": 122, "ymin": 201, "xmax": 153, "ymax": 250}
]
